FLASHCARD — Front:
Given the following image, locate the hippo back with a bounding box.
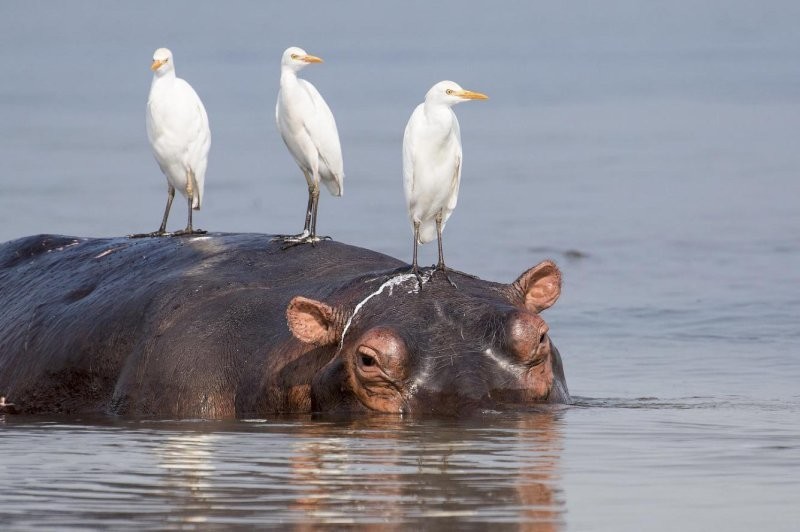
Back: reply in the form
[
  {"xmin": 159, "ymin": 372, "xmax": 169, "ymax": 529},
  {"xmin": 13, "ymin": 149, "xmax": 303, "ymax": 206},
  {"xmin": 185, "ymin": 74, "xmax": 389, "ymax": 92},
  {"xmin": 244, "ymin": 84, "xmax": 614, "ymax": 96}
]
[{"xmin": 0, "ymin": 233, "xmax": 404, "ymax": 416}]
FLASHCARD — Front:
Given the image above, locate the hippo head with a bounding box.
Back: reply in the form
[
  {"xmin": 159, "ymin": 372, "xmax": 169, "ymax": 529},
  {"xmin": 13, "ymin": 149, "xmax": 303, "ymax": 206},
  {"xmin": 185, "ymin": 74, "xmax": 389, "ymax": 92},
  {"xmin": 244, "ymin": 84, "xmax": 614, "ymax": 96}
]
[{"xmin": 286, "ymin": 260, "xmax": 568, "ymax": 415}]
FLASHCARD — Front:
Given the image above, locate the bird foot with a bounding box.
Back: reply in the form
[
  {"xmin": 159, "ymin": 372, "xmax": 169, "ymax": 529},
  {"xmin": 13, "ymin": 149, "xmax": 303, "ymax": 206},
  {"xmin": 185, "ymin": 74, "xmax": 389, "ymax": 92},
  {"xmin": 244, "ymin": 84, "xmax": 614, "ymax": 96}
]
[
  {"xmin": 433, "ymin": 265, "xmax": 458, "ymax": 288},
  {"xmin": 410, "ymin": 267, "xmax": 425, "ymax": 291},
  {"xmin": 128, "ymin": 230, "xmax": 172, "ymax": 238},
  {"xmin": 271, "ymin": 230, "xmax": 309, "ymax": 242},
  {"xmin": 445, "ymin": 267, "xmax": 479, "ymax": 280},
  {"xmin": 275, "ymin": 234, "xmax": 332, "ymax": 249},
  {"xmin": 172, "ymin": 228, "xmax": 207, "ymax": 237}
]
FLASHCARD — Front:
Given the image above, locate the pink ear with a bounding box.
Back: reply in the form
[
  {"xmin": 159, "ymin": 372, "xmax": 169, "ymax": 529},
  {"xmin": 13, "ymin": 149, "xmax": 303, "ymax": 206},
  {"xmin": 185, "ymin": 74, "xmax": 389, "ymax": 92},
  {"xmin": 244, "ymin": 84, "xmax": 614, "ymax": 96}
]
[
  {"xmin": 512, "ymin": 260, "xmax": 562, "ymax": 312},
  {"xmin": 286, "ymin": 296, "xmax": 342, "ymax": 346}
]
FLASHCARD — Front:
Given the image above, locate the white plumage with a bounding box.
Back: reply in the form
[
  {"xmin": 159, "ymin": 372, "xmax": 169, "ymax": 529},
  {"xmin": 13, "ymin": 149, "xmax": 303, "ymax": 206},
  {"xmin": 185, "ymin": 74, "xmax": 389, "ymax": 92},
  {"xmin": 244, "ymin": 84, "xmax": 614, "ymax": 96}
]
[
  {"xmin": 143, "ymin": 47, "xmax": 210, "ymax": 236},
  {"xmin": 275, "ymin": 46, "xmax": 344, "ymax": 243},
  {"xmin": 402, "ymin": 80, "xmax": 487, "ymax": 275}
]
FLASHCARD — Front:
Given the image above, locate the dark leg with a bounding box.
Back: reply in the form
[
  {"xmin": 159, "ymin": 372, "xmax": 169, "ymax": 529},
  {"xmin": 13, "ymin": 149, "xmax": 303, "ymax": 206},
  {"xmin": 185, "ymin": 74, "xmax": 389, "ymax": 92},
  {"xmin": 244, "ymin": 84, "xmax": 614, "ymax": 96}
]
[
  {"xmin": 274, "ymin": 179, "xmax": 330, "ymax": 247},
  {"xmin": 302, "ymin": 186, "xmax": 314, "ymax": 236},
  {"xmin": 173, "ymin": 174, "xmax": 206, "ymax": 236},
  {"xmin": 309, "ymin": 186, "xmax": 320, "ymax": 238},
  {"xmin": 185, "ymin": 195, "xmax": 194, "ymax": 233},
  {"xmin": 411, "ymin": 221, "xmax": 423, "ymax": 289},
  {"xmin": 307, "ymin": 185, "xmax": 331, "ymax": 244},
  {"xmin": 275, "ymin": 185, "xmax": 314, "ymax": 248},
  {"xmin": 434, "ymin": 212, "xmax": 457, "ymax": 287},
  {"xmin": 272, "ymin": 176, "xmax": 314, "ymax": 244},
  {"xmin": 129, "ymin": 185, "xmax": 174, "ymax": 238},
  {"xmin": 435, "ymin": 212, "xmax": 446, "ymax": 270},
  {"xmin": 159, "ymin": 186, "xmax": 175, "ymax": 234}
]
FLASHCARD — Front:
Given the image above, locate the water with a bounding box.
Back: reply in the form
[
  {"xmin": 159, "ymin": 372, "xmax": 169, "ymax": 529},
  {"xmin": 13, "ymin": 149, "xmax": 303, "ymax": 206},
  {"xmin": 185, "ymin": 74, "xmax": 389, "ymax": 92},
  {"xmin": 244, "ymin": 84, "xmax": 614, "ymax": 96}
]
[{"xmin": 1, "ymin": 1, "xmax": 799, "ymax": 529}]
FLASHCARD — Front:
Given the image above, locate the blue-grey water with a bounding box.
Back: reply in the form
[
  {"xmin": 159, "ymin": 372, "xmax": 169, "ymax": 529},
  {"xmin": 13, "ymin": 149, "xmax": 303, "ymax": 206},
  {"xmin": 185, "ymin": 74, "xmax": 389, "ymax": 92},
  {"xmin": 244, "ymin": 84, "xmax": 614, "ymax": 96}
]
[{"xmin": 1, "ymin": 1, "xmax": 799, "ymax": 530}]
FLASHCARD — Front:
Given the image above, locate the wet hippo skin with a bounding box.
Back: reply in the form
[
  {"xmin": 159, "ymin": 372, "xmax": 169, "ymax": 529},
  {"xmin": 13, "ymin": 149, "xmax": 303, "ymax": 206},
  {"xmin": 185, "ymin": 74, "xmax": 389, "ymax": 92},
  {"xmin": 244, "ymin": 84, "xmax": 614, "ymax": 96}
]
[{"xmin": 0, "ymin": 233, "xmax": 568, "ymax": 418}]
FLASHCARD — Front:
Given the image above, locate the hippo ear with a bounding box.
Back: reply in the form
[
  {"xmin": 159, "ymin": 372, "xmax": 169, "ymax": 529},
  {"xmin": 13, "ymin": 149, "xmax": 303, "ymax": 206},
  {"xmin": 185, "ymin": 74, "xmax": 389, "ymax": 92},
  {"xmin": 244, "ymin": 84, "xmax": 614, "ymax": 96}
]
[
  {"xmin": 512, "ymin": 260, "xmax": 562, "ymax": 312},
  {"xmin": 286, "ymin": 296, "xmax": 343, "ymax": 346}
]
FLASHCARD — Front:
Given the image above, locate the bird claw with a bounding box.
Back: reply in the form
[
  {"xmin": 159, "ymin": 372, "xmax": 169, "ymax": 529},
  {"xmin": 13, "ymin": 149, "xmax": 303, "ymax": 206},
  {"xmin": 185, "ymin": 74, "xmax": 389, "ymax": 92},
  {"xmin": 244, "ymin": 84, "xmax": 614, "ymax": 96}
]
[
  {"xmin": 276, "ymin": 234, "xmax": 331, "ymax": 249},
  {"xmin": 445, "ymin": 268, "xmax": 479, "ymax": 280},
  {"xmin": 128, "ymin": 231, "xmax": 172, "ymax": 238},
  {"xmin": 440, "ymin": 270, "xmax": 458, "ymax": 288},
  {"xmin": 433, "ymin": 266, "xmax": 458, "ymax": 288},
  {"xmin": 272, "ymin": 231, "xmax": 308, "ymax": 242},
  {"xmin": 411, "ymin": 267, "xmax": 425, "ymax": 291},
  {"xmin": 172, "ymin": 228, "xmax": 207, "ymax": 236}
]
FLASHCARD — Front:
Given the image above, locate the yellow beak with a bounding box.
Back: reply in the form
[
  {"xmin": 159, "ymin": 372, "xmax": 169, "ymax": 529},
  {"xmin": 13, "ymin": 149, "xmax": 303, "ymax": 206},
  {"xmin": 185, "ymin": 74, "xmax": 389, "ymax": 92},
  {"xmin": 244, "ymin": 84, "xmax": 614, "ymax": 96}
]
[
  {"xmin": 150, "ymin": 59, "xmax": 166, "ymax": 71},
  {"xmin": 456, "ymin": 89, "xmax": 489, "ymax": 100},
  {"xmin": 300, "ymin": 54, "xmax": 323, "ymax": 64}
]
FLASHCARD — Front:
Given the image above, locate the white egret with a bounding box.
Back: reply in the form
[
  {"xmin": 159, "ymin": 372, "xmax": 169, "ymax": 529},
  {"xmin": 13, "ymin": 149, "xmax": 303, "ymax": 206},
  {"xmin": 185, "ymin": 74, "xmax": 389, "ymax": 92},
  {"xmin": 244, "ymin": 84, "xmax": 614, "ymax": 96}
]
[
  {"xmin": 402, "ymin": 80, "xmax": 488, "ymax": 281},
  {"xmin": 138, "ymin": 47, "xmax": 211, "ymax": 237},
  {"xmin": 275, "ymin": 46, "xmax": 344, "ymax": 244}
]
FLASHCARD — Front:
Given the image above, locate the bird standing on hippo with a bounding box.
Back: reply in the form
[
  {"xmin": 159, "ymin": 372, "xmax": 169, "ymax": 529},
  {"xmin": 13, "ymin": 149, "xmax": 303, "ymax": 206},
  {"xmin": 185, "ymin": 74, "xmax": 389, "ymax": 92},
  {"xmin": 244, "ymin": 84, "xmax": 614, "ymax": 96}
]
[
  {"xmin": 0, "ymin": 233, "xmax": 568, "ymax": 418},
  {"xmin": 134, "ymin": 47, "xmax": 211, "ymax": 237},
  {"xmin": 275, "ymin": 46, "xmax": 345, "ymax": 245},
  {"xmin": 403, "ymin": 80, "xmax": 488, "ymax": 283},
  {"xmin": 0, "ymin": 46, "xmax": 569, "ymax": 418}
]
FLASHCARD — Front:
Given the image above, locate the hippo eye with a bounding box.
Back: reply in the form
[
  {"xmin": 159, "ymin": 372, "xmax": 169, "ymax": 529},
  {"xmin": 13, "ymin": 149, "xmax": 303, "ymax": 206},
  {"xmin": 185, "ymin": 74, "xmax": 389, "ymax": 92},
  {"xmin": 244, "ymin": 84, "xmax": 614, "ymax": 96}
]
[
  {"xmin": 357, "ymin": 346, "xmax": 380, "ymax": 370},
  {"xmin": 505, "ymin": 311, "xmax": 550, "ymax": 367}
]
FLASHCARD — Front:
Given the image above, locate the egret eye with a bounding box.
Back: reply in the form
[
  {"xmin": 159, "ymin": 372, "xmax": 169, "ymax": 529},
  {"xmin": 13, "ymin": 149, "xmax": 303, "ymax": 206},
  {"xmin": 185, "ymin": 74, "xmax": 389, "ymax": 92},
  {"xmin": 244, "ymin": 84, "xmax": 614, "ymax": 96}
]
[
  {"xmin": 445, "ymin": 89, "xmax": 454, "ymax": 95},
  {"xmin": 290, "ymin": 54, "xmax": 299, "ymax": 60}
]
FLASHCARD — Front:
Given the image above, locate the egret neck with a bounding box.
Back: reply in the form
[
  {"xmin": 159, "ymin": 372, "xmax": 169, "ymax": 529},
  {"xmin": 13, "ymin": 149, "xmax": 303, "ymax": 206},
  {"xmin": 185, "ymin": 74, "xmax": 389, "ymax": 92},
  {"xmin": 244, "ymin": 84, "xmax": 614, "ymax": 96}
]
[{"xmin": 423, "ymin": 100, "xmax": 456, "ymax": 132}]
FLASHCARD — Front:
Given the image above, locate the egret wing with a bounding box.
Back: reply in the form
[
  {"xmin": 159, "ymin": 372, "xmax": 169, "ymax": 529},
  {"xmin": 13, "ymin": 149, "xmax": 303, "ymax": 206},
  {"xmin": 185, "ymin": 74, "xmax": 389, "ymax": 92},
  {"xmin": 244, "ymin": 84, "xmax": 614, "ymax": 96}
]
[
  {"xmin": 402, "ymin": 104, "xmax": 423, "ymax": 206},
  {"xmin": 446, "ymin": 113, "xmax": 463, "ymax": 213},
  {"xmin": 173, "ymin": 80, "xmax": 210, "ymax": 165},
  {"xmin": 174, "ymin": 79, "xmax": 210, "ymax": 207},
  {"xmin": 298, "ymin": 79, "xmax": 344, "ymax": 194}
]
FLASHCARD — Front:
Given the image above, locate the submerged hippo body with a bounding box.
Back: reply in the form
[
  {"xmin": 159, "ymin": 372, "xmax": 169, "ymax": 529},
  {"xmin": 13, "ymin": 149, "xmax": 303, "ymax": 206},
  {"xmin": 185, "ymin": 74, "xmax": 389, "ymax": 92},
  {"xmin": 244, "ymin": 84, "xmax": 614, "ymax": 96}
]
[{"xmin": 0, "ymin": 233, "xmax": 568, "ymax": 418}]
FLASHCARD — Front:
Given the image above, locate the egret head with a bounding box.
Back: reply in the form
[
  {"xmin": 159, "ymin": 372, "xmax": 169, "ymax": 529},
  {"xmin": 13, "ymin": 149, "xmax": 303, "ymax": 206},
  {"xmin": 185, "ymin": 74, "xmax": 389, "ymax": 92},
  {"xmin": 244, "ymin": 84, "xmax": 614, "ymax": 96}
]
[
  {"xmin": 281, "ymin": 46, "xmax": 323, "ymax": 72},
  {"xmin": 150, "ymin": 48, "xmax": 174, "ymax": 75},
  {"xmin": 425, "ymin": 80, "xmax": 488, "ymax": 106}
]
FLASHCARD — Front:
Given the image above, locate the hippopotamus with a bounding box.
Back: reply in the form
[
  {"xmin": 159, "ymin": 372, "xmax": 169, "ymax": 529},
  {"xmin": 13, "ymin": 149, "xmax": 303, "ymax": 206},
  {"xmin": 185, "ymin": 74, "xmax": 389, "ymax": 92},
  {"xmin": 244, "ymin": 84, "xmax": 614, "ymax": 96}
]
[{"xmin": 0, "ymin": 233, "xmax": 568, "ymax": 418}]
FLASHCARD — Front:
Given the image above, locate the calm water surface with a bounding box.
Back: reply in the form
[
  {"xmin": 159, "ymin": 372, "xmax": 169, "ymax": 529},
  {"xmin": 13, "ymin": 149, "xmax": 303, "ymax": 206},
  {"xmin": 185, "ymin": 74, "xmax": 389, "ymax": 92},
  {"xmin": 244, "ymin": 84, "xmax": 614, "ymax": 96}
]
[{"xmin": 1, "ymin": 1, "xmax": 799, "ymax": 530}]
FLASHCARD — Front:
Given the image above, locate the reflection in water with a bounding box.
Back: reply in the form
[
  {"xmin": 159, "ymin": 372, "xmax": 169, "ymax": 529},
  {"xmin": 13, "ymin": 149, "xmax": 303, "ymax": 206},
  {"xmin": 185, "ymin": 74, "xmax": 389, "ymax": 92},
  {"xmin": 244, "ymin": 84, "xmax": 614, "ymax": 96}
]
[
  {"xmin": 0, "ymin": 415, "xmax": 565, "ymax": 529},
  {"xmin": 515, "ymin": 415, "xmax": 564, "ymax": 530},
  {"xmin": 156, "ymin": 432, "xmax": 218, "ymax": 526},
  {"xmin": 285, "ymin": 412, "xmax": 565, "ymax": 529},
  {"xmin": 3, "ymin": 402, "xmax": 798, "ymax": 530}
]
